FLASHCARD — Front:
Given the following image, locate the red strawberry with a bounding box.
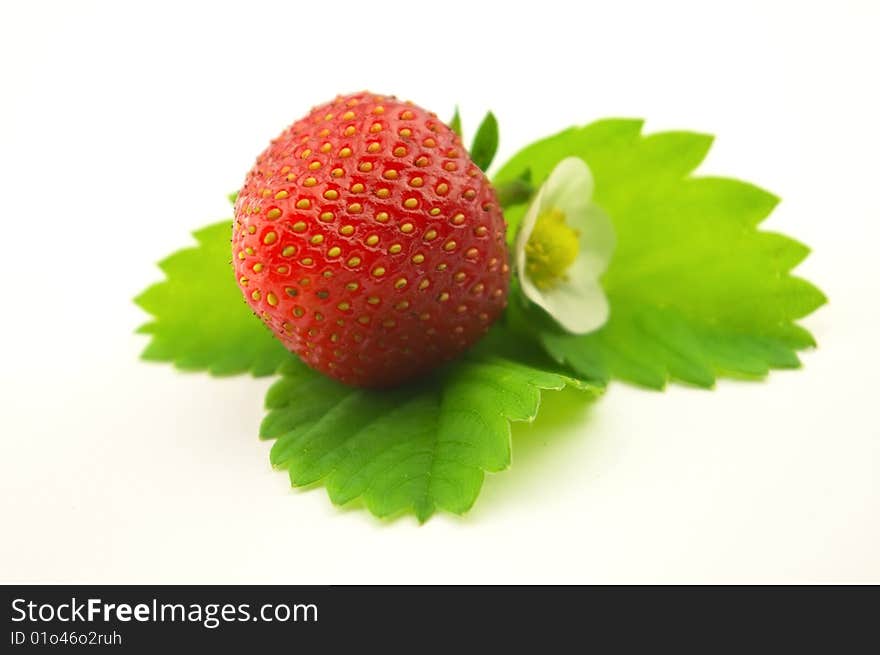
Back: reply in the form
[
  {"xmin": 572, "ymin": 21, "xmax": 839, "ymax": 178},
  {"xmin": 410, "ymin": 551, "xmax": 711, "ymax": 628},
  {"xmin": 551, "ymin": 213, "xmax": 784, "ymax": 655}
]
[{"xmin": 232, "ymin": 92, "xmax": 510, "ymax": 387}]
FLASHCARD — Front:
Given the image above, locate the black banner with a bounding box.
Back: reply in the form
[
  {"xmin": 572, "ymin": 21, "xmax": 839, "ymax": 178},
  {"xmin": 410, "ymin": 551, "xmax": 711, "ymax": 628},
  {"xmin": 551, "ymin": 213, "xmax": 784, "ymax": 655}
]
[{"xmin": 2, "ymin": 586, "xmax": 876, "ymax": 650}]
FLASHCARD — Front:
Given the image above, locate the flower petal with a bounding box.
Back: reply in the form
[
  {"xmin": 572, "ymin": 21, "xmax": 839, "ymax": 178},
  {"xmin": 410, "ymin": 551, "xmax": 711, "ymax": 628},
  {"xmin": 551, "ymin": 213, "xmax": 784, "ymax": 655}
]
[
  {"xmin": 528, "ymin": 264, "xmax": 610, "ymax": 334},
  {"xmin": 514, "ymin": 183, "xmax": 545, "ymax": 293},
  {"xmin": 541, "ymin": 157, "xmax": 594, "ymax": 219},
  {"xmin": 575, "ymin": 204, "xmax": 616, "ymax": 278}
]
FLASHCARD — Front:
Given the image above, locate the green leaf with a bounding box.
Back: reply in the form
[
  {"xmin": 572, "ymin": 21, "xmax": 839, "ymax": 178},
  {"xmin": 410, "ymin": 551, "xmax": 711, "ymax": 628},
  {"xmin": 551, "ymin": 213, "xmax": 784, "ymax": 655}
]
[
  {"xmin": 470, "ymin": 111, "xmax": 499, "ymax": 171},
  {"xmin": 495, "ymin": 119, "xmax": 826, "ymax": 389},
  {"xmin": 135, "ymin": 217, "xmax": 600, "ymax": 520},
  {"xmin": 137, "ymin": 113, "xmax": 826, "ymax": 520},
  {"xmin": 449, "ymin": 106, "xmax": 462, "ymax": 138},
  {"xmin": 134, "ymin": 221, "xmax": 292, "ymax": 376},
  {"xmin": 262, "ymin": 352, "xmax": 599, "ymax": 522}
]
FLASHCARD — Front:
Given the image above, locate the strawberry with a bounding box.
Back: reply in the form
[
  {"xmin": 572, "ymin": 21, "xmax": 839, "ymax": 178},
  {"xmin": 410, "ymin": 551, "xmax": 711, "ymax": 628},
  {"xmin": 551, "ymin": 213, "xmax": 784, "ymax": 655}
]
[{"xmin": 232, "ymin": 92, "xmax": 510, "ymax": 387}]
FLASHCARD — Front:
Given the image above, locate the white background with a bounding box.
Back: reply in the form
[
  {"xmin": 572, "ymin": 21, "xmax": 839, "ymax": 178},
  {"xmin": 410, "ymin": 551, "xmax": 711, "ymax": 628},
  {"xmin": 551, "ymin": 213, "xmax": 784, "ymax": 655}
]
[{"xmin": 1, "ymin": 0, "xmax": 877, "ymax": 583}]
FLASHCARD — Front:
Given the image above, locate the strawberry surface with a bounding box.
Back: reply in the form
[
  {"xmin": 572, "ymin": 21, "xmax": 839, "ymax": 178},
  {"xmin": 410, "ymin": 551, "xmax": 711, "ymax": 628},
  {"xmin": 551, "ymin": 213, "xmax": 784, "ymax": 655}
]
[{"xmin": 232, "ymin": 92, "xmax": 509, "ymax": 387}]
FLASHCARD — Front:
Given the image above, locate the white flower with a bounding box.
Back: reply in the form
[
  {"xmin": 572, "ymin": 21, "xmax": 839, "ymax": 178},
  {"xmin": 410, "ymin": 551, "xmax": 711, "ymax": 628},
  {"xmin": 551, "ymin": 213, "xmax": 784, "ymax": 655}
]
[{"xmin": 514, "ymin": 157, "xmax": 616, "ymax": 334}]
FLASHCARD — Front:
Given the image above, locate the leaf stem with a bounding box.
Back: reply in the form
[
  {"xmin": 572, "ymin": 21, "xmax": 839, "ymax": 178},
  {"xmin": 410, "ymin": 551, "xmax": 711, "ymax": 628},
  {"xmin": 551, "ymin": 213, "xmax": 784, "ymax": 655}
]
[{"xmin": 495, "ymin": 178, "xmax": 535, "ymax": 208}]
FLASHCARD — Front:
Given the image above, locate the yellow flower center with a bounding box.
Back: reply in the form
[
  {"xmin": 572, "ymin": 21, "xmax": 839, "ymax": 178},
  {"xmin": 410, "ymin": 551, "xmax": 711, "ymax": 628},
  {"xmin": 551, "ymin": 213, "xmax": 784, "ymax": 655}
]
[{"xmin": 524, "ymin": 207, "xmax": 580, "ymax": 290}]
